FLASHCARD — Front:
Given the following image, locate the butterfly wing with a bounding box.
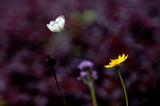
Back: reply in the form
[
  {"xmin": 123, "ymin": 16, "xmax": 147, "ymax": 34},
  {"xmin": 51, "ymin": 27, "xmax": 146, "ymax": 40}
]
[
  {"xmin": 55, "ymin": 15, "xmax": 65, "ymax": 29},
  {"xmin": 47, "ymin": 21, "xmax": 61, "ymax": 32}
]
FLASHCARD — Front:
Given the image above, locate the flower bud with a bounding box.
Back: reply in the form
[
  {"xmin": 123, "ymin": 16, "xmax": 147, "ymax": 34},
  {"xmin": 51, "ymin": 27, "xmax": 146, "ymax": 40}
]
[
  {"xmin": 46, "ymin": 56, "xmax": 57, "ymax": 66},
  {"xmin": 78, "ymin": 60, "xmax": 93, "ymax": 71}
]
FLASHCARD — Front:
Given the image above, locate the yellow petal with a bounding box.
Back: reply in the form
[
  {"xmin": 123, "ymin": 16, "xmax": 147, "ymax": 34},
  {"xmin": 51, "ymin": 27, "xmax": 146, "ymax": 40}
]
[
  {"xmin": 122, "ymin": 54, "xmax": 125, "ymax": 59},
  {"xmin": 104, "ymin": 65, "xmax": 114, "ymax": 68},
  {"xmin": 118, "ymin": 55, "xmax": 121, "ymax": 59},
  {"xmin": 119, "ymin": 55, "xmax": 123, "ymax": 61},
  {"xmin": 121, "ymin": 55, "xmax": 128, "ymax": 63},
  {"xmin": 124, "ymin": 55, "xmax": 128, "ymax": 60}
]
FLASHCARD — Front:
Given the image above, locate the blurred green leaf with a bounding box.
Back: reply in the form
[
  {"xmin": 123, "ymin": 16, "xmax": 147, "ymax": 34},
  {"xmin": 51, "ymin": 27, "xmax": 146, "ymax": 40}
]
[
  {"xmin": 83, "ymin": 10, "xmax": 97, "ymax": 24},
  {"xmin": 71, "ymin": 11, "xmax": 82, "ymax": 21},
  {"xmin": 73, "ymin": 45, "xmax": 84, "ymax": 57},
  {"xmin": 0, "ymin": 100, "xmax": 8, "ymax": 106}
]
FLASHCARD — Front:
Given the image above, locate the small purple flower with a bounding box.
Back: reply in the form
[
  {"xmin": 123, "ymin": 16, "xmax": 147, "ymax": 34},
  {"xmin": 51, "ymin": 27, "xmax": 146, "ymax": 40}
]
[
  {"xmin": 77, "ymin": 71, "xmax": 87, "ymax": 80},
  {"xmin": 91, "ymin": 71, "xmax": 98, "ymax": 80},
  {"xmin": 80, "ymin": 71, "xmax": 87, "ymax": 77},
  {"xmin": 78, "ymin": 60, "xmax": 93, "ymax": 70},
  {"xmin": 77, "ymin": 77, "xmax": 81, "ymax": 80}
]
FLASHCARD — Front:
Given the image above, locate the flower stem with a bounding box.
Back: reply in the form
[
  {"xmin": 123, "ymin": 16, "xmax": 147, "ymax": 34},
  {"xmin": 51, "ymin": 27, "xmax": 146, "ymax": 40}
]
[
  {"xmin": 117, "ymin": 69, "xmax": 128, "ymax": 106},
  {"xmin": 88, "ymin": 82, "xmax": 98, "ymax": 106},
  {"xmin": 51, "ymin": 66, "xmax": 67, "ymax": 106},
  {"xmin": 86, "ymin": 71, "xmax": 98, "ymax": 106}
]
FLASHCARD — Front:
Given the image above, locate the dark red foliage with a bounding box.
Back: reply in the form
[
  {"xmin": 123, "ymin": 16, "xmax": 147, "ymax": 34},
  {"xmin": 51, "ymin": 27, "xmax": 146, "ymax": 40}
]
[{"xmin": 0, "ymin": 0, "xmax": 160, "ymax": 106}]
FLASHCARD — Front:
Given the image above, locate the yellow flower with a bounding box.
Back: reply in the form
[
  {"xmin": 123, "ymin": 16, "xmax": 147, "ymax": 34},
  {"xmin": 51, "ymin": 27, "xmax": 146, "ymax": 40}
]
[{"xmin": 104, "ymin": 54, "xmax": 128, "ymax": 68}]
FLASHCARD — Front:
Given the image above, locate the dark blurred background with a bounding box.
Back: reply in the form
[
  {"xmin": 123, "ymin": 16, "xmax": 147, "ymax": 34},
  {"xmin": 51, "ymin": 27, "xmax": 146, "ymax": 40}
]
[{"xmin": 0, "ymin": 0, "xmax": 160, "ymax": 106}]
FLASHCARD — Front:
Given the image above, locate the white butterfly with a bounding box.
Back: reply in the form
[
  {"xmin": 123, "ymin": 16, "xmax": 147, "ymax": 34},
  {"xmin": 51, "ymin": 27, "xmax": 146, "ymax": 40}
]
[{"xmin": 47, "ymin": 15, "xmax": 65, "ymax": 32}]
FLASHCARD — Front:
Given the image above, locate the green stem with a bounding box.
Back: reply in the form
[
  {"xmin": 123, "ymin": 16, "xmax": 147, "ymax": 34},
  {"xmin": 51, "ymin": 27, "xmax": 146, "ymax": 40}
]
[
  {"xmin": 88, "ymin": 82, "xmax": 98, "ymax": 106},
  {"xmin": 51, "ymin": 66, "xmax": 67, "ymax": 106},
  {"xmin": 117, "ymin": 68, "xmax": 128, "ymax": 106},
  {"xmin": 86, "ymin": 71, "xmax": 98, "ymax": 106}
]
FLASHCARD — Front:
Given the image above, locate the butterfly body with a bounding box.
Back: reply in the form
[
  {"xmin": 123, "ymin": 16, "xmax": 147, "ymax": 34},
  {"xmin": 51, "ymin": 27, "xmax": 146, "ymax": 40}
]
[{"xmin": 47, "ymin": 15, "xmax": 65, "ymax": 32}]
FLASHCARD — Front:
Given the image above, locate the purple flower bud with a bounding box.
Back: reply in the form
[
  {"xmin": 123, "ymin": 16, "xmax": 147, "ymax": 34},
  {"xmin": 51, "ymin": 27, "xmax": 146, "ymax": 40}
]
[
  {"xmin": 91, "ymin": 70, "xmax": 98, "ymax": 80},
  {"xmin": 78, "ymin": 60, "xmax": 93, "ymax": 70},
  {"xmin": 92, "ymin": 71, "xmax": 97, "ymax": 76},
  {"xmin": 80, "ymin": 71, "xmax": 87, "ymax": 77},
  {"xmin": 77, "ymin": 71, "xmax": 87, "ymax": 81},
  {"xmin": 77, "ymin": 77, "xmax": 81, "ymax": 80}
]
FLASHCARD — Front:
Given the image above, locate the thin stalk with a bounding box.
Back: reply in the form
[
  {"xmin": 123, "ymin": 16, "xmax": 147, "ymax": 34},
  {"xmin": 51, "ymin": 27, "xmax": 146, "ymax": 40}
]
[
  {"xmin": 51, "ymin": 66, "xmax": 67, "ymax": 106},
  {"xmin": 117, "ymin": 68, "xmax": 128, "ymax": 106},
  {"xmin": 88, "ymin": 82, "xmax": 98, "ymax": 106},
  {"xmin": 86, "ymin": 71, "xmax": 98, "ymax": 106}
]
